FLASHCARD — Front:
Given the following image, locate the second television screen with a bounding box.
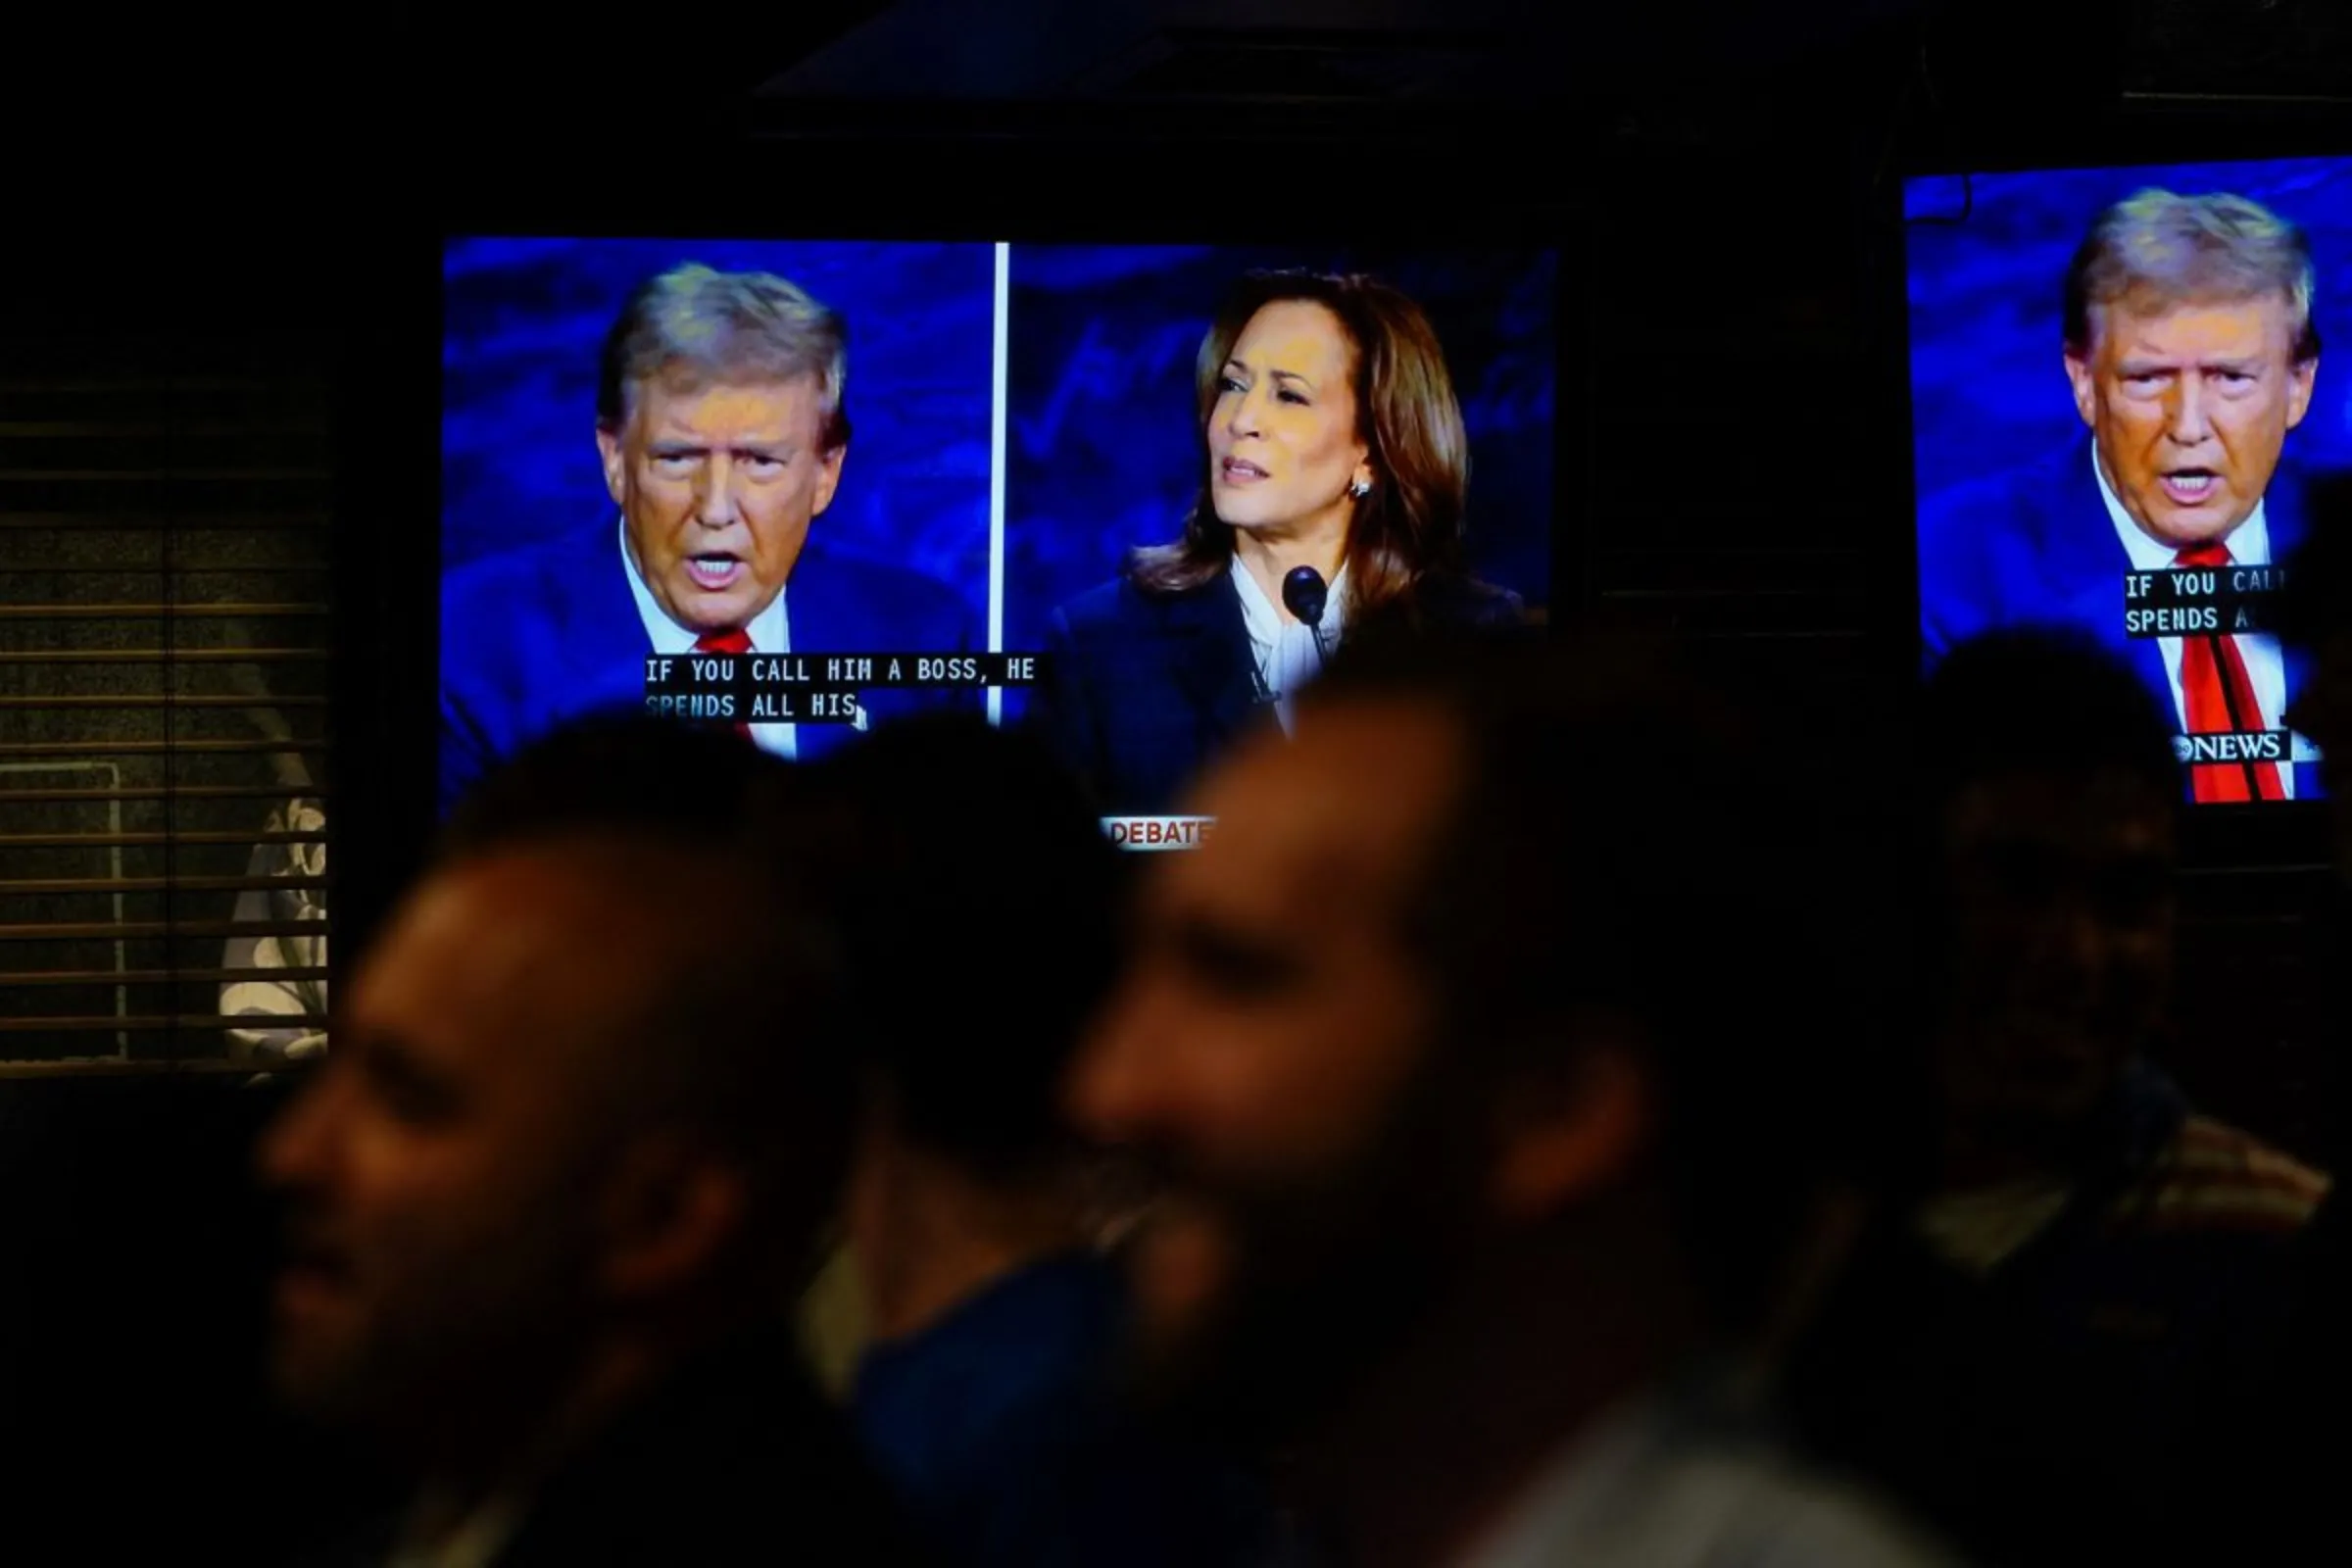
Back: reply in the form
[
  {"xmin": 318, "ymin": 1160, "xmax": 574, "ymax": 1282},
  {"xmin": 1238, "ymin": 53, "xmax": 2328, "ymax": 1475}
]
[
  {"xmin": 441, "ymin": 239, "xmax": 1557, "ymax": 843},
  {"xmin": 1907, "ymin": 155, "xmax": 2351, "ymax": 805}
]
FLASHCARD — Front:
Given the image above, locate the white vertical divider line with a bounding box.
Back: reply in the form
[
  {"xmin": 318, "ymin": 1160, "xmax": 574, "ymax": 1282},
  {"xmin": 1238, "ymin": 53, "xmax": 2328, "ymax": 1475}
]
[{"xmin": 987, "ymin": 240, "xmax": 1010, "ymax": 727}]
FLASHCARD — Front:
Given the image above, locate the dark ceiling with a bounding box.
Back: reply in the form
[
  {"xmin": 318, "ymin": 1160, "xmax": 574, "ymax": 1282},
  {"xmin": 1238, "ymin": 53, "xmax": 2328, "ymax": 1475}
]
[
  {"xmin": 744, "ymin": 0, "xmax": 2351, "ymax": 115},
  {"xmin": 747, "ymin": 0, "xmax": 1907, "ymax": 105},
  {"xmin": 3, "ymin": 0, "xmax": 2342, "ymax": 270},
  {"xmin": 21, "ymin": 0, "xmax": 2346, "ymax": 173}
]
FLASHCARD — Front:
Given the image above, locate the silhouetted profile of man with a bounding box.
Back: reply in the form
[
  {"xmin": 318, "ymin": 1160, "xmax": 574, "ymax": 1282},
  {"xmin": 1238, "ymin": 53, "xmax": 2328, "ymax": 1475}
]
[
  {"xmin": 261, "ymin": 719, "xmax": 910, "ymax": 1565},
  {"xmin": 1786, "ymin": 626, "xmax": 2331, "ymax": 1568},
  {"xmin": 785, "ymin": 713, "xmax": 1262, "ymax": 1566},
  {"xmin": 1070, "ymin": 630, "xmax": 1956, "ymax": 1567}
]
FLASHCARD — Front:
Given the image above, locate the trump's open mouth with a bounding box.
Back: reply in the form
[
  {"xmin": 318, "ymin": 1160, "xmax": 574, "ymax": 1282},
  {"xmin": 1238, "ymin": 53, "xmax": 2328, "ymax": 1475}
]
[
  {"xmin": 2159, "ymin": 467, "xmax": 2221, "ymax": 506},
  {"xmin": 684, "ymin": 554, "xmax": 746, "ymax": 591}
]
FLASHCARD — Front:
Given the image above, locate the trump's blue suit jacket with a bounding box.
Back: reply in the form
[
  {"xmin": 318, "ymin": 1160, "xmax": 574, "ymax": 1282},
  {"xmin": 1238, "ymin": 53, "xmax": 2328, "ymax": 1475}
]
[
  {"xmin": 1034, "ymin": 567, "xmax": 1524, "ymax": 817},
  {"xmin": 1918, "ymin": 436, "xmax": 2319, "ymax": 797},
  {"xmin": 440, "ymin": 526, "xmax": 978, "ymax": 813}
]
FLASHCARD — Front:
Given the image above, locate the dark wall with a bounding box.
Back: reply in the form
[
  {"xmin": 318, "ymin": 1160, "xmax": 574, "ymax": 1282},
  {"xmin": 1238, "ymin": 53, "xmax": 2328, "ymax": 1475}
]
[
  {"xmin": 0, "ymin": 1073, "xmax": 389, "ymax": 1556},
  {"xmin": 0, "ymin": 255, "xmax": 399, "ymax": 1552}
]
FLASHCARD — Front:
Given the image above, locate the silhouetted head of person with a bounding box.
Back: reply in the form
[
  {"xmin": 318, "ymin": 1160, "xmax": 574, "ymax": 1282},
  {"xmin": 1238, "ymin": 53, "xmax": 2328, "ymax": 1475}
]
[
  {"xmin": 2278, "ymin": 471, "xmax": 2352, "ymax": 883},
  {"xmin": 1917, "ymin": 628, "xmax": 2180, "ymax": 1154},
  {"xmin": 437, "ymin": 710, "xmax": 802, "ymax": 861},
  {"xmin": 787, "ymin": 711, "xmax": 1126, "ymax": 1183},
  {"xmin": 1068, "ymin": 626, "xmax": 1823, "ymax": 1450},
  {"xmin": 262, "ymin": 717, "xmax": 852, "ymax": 1471}
]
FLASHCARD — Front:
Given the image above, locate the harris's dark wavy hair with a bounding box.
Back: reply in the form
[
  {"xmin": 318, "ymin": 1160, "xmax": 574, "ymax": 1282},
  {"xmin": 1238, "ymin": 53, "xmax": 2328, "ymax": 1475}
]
[{"xmin": 1128, "ymin": 270, "xmax": 1471, "ymax": 621}]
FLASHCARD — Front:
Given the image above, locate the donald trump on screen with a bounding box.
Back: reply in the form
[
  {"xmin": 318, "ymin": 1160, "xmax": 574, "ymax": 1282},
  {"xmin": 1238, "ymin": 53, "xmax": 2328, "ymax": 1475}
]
[
  {"xmin": 438, "ymin": 263, "xmax": 976, "ymax": 812},
  {"xmin": 1917, "ymin": 188, "xmax": 2325, "ymax": 802}
]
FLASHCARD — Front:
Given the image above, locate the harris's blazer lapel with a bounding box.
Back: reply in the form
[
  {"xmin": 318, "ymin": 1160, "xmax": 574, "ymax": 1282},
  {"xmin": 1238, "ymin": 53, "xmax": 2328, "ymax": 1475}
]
[{"xmin": 1166, "ymin": 572, "xmax": 1262, "ymax": 755}]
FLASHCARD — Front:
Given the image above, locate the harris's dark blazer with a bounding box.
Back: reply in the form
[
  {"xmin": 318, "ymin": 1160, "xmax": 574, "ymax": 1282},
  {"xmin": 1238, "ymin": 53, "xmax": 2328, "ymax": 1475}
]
[
  {"xmin": 1918, "ymin": 436, "xmax": 2321, "ymax": 798},
  {"xmin": 1035, "ymin": 566, "xmax": 1524, "ymax": 816},
  {"xmin": 440, "ymin": 524, "xmax": 978, "ymax": 814}
]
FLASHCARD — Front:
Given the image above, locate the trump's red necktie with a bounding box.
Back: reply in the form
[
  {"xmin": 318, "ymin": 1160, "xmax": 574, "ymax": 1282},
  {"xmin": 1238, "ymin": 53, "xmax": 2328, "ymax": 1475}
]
[
  {"xmin": 693, "ymin": 628, "xmax": 754, "ymax": 742},
  {"xmin": 2174, "ymin": 544, "xmax": 2284, "ymax": 802}
]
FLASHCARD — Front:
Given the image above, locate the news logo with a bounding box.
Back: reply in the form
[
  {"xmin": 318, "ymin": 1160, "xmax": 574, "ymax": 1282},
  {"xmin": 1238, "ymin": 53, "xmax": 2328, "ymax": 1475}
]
[{"xmin": 2172, "ymin": 731, "xmax": 2293, "ymax": 765}]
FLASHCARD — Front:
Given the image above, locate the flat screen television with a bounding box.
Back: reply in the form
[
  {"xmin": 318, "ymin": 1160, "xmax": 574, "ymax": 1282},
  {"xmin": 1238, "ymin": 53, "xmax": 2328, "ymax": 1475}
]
[
  {"xmin": 438, "ymin": 238, "xmax": 1556, "ymax": 847},
  {"xmin": 1905, "ymin": 154, "xmax": 2352, "ymax": 806}
]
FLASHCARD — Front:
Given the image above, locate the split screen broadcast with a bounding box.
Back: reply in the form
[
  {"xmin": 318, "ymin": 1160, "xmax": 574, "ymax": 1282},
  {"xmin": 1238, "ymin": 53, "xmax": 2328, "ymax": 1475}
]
[
  {"xmin": 1910, "ymin": 153, "xmax": 2352, "ymax": 805},
  {"xmin": 439, "ymin": 240, "xmax": 1558, "ymax": 847},
  {"xmin": 441, "ymin": 155, "xmax": 2348, "ymax": 844}
]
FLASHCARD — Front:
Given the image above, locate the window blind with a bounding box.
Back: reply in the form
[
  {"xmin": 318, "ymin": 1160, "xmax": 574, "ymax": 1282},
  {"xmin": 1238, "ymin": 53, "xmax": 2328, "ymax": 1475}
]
[{"xmin": 0, "ymin": 336, "xmax": 332, "ymax": 1074}]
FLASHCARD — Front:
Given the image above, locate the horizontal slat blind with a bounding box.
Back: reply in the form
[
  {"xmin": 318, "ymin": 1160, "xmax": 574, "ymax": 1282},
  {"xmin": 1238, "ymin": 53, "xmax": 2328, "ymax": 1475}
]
[{"xmin": 0, "ymin": 341, "xmax": 331, "ymax": 1073}]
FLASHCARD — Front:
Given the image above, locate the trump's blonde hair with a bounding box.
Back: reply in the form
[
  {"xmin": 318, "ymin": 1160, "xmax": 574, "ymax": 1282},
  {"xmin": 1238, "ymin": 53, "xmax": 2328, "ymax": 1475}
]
[
  {"xmin": 597, "ymin": 264, "xmax": 852, "ymax": 449},
  {"xmin": 2064, "ymin": 188, "xmax": 2320, "ymax": 364}
]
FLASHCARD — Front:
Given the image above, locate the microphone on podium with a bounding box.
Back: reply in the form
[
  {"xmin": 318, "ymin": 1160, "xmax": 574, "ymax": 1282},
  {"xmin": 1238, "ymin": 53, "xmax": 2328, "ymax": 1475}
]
[
  {"xmin": 1282, "ymin": 566, "xmax": 1332, "ymax": 667},
  {"xmin": 1281, "ymin": 565, "xmax": 1328, "ymax": 630}
]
